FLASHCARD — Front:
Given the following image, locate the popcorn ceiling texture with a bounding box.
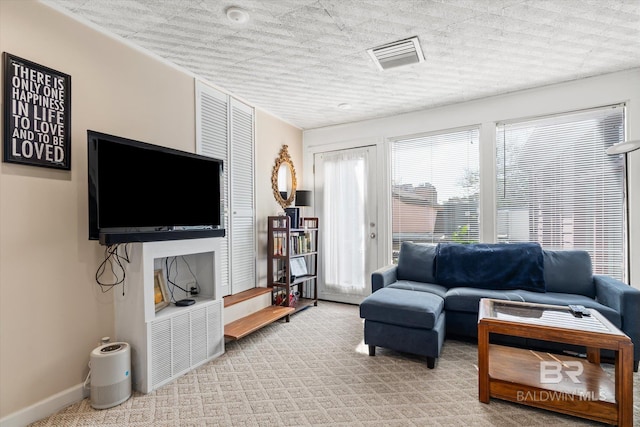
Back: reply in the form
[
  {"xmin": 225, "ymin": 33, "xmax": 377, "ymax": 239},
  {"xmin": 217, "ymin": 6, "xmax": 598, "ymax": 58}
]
[{"xmin": 45, "ymin": 0, "xmax": 640, "ymax": 129}]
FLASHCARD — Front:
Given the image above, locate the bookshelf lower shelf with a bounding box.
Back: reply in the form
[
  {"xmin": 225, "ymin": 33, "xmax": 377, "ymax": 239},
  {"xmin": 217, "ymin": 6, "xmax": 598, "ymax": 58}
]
[{"xmin": 293, "ymin": 297, "xmax": 317, "ymax": 312}]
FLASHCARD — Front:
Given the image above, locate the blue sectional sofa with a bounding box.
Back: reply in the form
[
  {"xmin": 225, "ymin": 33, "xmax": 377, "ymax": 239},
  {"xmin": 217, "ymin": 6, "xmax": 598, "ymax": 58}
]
[{"xmin": 365, "ymin": 241, "xmax": 640, "ymax": 370}]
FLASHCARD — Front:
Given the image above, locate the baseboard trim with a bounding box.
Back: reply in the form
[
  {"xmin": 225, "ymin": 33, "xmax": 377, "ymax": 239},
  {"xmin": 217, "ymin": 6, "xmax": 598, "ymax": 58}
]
[{"xmin": 0, "ymin": 383, "xmax": 88, "ymax": 427}]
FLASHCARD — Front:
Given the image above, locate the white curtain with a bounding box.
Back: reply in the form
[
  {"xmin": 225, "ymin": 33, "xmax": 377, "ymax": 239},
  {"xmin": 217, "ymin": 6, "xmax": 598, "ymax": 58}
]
[{"xmin": 322, "ymin": 149, "xmax": 368, "ymax": 295}]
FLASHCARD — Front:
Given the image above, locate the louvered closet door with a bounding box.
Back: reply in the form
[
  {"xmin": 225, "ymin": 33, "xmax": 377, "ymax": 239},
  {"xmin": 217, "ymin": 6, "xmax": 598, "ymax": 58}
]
[
  {"xmin": 196, "ymin": 81, "xmax": 230, "ymax": 296},
  {"xmin": 229, "ymin": 98, "xmax": 256, "ymax": 294},
  {"xmin": 196, "ymin": 80, "xmax": 256, "ymax": 296}
]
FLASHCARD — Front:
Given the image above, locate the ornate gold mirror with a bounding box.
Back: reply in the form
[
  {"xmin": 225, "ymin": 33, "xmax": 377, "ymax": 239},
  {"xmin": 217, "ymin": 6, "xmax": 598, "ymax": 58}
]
[{"xmin": 271, "ymin": 145, "xmax": 297, "ymax": 210}]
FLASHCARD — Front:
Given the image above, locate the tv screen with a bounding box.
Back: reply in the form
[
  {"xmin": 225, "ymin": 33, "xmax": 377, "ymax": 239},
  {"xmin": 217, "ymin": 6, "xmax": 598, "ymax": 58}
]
[{"xmin": 88, "ymin": 130, "xmax": 224, "ymax": 245}]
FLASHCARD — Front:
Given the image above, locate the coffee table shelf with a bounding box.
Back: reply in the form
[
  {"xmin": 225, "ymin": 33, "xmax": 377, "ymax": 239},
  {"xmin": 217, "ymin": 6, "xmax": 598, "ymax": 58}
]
[
  {"xmin": 478, "ymin": 298, "xmax": 633, "ymax": 426},
  {"xmin": 488, "ymin": 344, "xmax": 618, "ymax": 423}
]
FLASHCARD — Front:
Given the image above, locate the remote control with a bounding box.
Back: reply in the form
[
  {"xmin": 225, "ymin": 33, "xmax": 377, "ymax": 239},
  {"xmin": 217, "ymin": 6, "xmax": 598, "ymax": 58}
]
[{"xmin": 568, "ymin": 304, "xmax": 588, "ymax": 317}]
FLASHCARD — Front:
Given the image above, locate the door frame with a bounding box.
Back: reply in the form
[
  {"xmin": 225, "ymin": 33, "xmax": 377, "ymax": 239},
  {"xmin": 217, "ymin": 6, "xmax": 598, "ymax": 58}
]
[{"xmin": 302, "ymin": 136, "xmax": 391, "ymax": 301}]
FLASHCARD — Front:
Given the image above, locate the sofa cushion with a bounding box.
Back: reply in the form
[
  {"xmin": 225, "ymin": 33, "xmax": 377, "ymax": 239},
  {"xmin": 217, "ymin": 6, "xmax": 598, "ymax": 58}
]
[
  {"xmin": 436, "ymin": 242, "xmax": 546, "ymax": 292},
  {"xmin": 396, "ymin": 242, "xmax": 437, "ymax": 284},
  {"xmin": 359, "ymin": 288, "xmax": 444, "ymax": 330},
  {"xmin": 389, "ymin": 280, "xmax": 447, "ymax": 298},
  {"xmin": 543, "ymin": 250, "xmax": 595, "ymax": 298},
  {"xmin": 511, "ymin": 290, "xmax": 620, "ymax": 328},
  {"xmin": 444, "ymin": 287, "xmax": 523, "ymax": 313}
]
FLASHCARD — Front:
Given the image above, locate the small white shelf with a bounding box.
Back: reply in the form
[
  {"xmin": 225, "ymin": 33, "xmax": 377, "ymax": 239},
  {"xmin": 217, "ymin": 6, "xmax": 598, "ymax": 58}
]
[
  {"xmin": 153, "ymin": 296, "xmax": 212, "ymax": 321},
  {"xmin": 114, "ymin": 237, "xmax": 225, "ymax": 393}
]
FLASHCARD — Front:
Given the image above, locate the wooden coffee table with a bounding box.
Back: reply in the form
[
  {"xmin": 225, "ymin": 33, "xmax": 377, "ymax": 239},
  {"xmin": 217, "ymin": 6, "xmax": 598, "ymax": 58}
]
[{"xmin": 478, "ymin": 298, "xmax": 633, "ymax": 426}]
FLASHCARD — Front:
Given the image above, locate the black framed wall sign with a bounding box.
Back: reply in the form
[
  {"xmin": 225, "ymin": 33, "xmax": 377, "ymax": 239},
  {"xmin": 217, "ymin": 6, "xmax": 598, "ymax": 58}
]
[{"xmin": 3, "ymin": 53, "xmax": 71, "ymax": 170}]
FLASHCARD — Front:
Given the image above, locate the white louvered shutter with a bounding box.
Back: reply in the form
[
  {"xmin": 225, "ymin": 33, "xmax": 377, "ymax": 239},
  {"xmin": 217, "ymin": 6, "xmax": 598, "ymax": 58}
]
[
  {"xmin": 496, "ymin": 105, "xmax": 626, "ymax": 280},
  {"xmin": 229, "ymin": 98, "xmax": 256, "ymax": 293},
  {"xmin": 196, "ymin": 81, "xmax": 230, "ymax": 296}
]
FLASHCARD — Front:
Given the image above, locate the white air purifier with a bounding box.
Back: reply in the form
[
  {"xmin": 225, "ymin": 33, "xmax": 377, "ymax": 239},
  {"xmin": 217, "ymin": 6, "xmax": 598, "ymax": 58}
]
[{"xmin": 88, "ymin": 342, "xmax": 132, "ymax": 409}]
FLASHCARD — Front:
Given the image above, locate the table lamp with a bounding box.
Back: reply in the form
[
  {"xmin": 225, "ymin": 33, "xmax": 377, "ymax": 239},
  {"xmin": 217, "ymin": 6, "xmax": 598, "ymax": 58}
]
[{"xmin": 295, "ymin": 190, "xmax": 312, "ymax": 228}]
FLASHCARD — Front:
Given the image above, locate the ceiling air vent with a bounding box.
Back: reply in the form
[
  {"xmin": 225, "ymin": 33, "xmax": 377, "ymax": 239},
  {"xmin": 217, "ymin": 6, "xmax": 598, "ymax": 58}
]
[{"xmin": 367, "ymin": 36, "xmax": 424, "ymax": 71}]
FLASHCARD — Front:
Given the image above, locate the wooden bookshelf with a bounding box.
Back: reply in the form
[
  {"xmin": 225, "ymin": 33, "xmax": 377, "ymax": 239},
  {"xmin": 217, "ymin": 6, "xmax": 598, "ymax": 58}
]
[{"xmin": 267, "ymin": 216, "xmax": 318, "ymax": 320}]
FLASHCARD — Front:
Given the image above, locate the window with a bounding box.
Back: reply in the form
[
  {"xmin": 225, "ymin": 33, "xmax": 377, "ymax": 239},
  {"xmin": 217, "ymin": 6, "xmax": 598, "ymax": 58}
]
[
  {"xmin": 496, "ymin": 105, "xmax": 625, "ymax": 280},
  {"xmin": 391, "ymin": 128, "xmax": 480, "ymax": 262}
]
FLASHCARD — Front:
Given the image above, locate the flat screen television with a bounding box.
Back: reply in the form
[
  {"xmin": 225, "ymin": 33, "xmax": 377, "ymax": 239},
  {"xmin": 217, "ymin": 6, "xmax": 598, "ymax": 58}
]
[{"xmin": 87, "ymin": 130, "xmax": 225, "ymax": 245}]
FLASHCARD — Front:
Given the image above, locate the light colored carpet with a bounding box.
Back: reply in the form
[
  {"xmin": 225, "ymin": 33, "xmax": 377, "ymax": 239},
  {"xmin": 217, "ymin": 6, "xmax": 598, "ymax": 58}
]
[{"xmin": 31, "ymin": 301, "xmax": 639, "ymax": 426}]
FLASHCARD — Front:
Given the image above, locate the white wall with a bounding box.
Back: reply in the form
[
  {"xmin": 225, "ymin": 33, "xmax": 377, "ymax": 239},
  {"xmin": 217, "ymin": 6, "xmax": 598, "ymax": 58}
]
[
  {"xmin": 0, "ymin": 1, "xmax": 302, "ymax": 423},
  {"xmin": 304, "ymin": 68, "xmax": 640, "ymax": 289},
  {"xmin": 0, "ymin": 1, "xmax": 195, "ymax": 419},
  {"xmin": 255, "ymin": 110, "xmax": 304, "ymax": 287}
]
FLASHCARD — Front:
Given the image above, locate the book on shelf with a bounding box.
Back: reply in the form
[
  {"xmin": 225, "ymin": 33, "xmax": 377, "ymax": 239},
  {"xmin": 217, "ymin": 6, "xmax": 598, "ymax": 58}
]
[
  {"xmin": 284, "ymin": 208, "xmax": 299, "ymax": 229},
  {"xmin": 271, "ymin": 217, "xmax": 288, "ymax": 229},
  {"xmin": 301, "ymin": 218, "xmax": 318, "ymax": 229},
  {"xmin": 288, "ymin": 232, "xmax": 315, "ymax": 255},
  {"xmin": 273, "ymin": 233, "xmax": 287, "ymax": 255}
]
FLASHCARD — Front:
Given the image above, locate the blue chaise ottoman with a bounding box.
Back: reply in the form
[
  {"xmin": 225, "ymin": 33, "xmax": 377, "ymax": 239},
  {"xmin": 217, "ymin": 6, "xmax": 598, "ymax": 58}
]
[{"xmin": 359, "ymin": 287, "xmax": 445, "ymax": 368}]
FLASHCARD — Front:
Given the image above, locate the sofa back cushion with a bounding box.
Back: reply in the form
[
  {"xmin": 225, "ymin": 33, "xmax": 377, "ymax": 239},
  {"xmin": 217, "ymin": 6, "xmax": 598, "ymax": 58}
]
[
  {"xmin": 435, "ymin": 242, "xmax": 546, "ymax": 292},
  {"xmin": 543, "ymin": 250, "xmax": 594, "ymax": 297},
  {"xmin": 396, "ymin": 242, "xmax": 437, "ymax": 283}
]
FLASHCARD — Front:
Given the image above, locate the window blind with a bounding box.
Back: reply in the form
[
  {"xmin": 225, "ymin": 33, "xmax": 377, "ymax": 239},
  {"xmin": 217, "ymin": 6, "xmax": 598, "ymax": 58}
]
[
  {"xmin": 496, "ymin": 105, "xmax": 625, "ymax": 280},
  {"xmin": 391, "ymin": 128, "xmax": 480, "ymax": 262}
]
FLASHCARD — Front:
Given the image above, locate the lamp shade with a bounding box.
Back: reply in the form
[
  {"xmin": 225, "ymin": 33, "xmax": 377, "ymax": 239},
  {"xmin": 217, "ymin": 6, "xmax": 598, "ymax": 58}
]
[
  {"xmin": 606, "ymin": 139, "xmax": 640, "ymax": 155},
  {"xmin": 295, "ymin": 190, "xmax": 312, "ymax": 207}
]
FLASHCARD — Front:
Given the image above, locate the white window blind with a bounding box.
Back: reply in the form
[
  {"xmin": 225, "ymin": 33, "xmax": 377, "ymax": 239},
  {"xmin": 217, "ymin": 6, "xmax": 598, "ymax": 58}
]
[
  {"xmin": 496, "ymin": 105, "xmax": 625, "ymax": 280},
  {"xmin": 391, "ymin": 128, "xmax": 480, "ymax": 262}
]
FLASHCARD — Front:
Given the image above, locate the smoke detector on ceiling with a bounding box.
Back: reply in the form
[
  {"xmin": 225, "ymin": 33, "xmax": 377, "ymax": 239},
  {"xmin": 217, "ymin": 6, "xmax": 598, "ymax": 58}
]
[
  {"xmin": 226, "ymin": 7, "xmax": 249, "ymax": 24},
  {"xmin": 367, "ymin": 36, "xmax": 425, "ymax": 71}
]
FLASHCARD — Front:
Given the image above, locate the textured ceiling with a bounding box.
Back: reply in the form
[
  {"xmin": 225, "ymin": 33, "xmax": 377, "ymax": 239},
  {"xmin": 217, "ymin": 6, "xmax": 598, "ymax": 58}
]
[{"xmin": 44, "ymin": 0, "xmax": 640, "ymax": 130}]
